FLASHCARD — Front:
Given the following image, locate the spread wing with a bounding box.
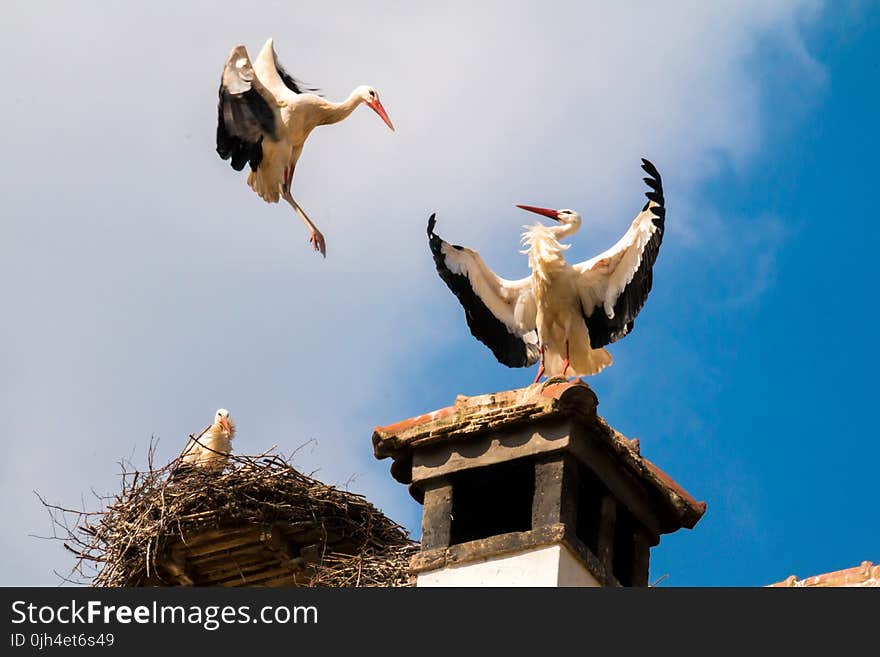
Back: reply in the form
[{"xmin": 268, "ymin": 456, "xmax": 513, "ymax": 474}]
[
  {"xmin": 252, "ymin": 38, "xmax": 321, "ymax": 99},
  {"xmin": 273, "ymin": 53, "xmax": 320, "ymax": 96},
  {"xmin": 428, "ymin": 214, "xmax": 540, "ymax": 368},
  {"xmin": 574, "ymin": 159, "xmax": 666, "ymax": 347},
  {"xmin": 216, "ymin": 45, "xmax": 278, "ymax": 172}
]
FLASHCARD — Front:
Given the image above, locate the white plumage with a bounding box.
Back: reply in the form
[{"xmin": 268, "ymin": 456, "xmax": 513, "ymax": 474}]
[
  {"xmin": 216, "ymin": 38, "xmax": 395, "ymax": 257},
  {"xmin": 180, "ymin": 408, "xmax": 237, "ymax": 470},
  {"xmin": 428, "ymin": 159, "xmax": 666, "ymax": 382}
]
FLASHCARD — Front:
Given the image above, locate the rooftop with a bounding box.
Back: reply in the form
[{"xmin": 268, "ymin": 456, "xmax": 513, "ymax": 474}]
[
  {"xmin": 769, "ymin": 561, "xmax": 880, "ymax": 587},
  {"xmin": 372, "ymin": 378, "xmax": 706, "ymax": 534}
]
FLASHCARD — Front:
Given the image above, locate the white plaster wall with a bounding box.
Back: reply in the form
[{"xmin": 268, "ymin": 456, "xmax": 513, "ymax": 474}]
[
  {"xmin": 556, "ymin": 544, "xmax": 602, "ymax": 586},
  {"xmin": 416, "ymin": 544, "xmax": 601, "ymax": 587}
]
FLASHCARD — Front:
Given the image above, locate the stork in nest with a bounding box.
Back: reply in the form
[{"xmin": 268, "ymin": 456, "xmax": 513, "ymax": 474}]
[{"xmin": 178, "ymin": 408, "xmax": 237, "ymax": 472}]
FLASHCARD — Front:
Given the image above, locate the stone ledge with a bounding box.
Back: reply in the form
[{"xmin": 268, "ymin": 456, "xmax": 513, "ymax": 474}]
[{"xmin": 410, "ymin": 523, "xmax": 619, "ymax": 586}]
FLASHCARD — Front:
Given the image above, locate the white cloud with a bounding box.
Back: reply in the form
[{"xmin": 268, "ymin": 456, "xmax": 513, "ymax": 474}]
[{"xmin": 0, "ymin": 0, "xmax": 827, "ymax": 584}]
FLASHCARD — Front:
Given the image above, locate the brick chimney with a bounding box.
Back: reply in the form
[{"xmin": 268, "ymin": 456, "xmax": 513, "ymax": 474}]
[{"xmin": 372, "ymin": 379, "xmax": 706, "ymax": 587}]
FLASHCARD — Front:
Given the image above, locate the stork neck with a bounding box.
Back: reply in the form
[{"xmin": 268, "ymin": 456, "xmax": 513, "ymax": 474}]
[
  {"xmin": 552, "ymin": 219, "xmax": 580, "ymax": 241},
  {"xmin": 524, "ymin": 225, "xmax": 569, "ymax": 281},
  {"xmin": 320, "ymin": 91, "xmax": 363, "ymax": 126}
]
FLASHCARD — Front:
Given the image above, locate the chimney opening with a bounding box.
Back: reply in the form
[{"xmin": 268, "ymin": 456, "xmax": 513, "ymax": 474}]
[
  {"xmin": 575, "ymin": 461, "xmax": 607, "ymax": 556},
  {"xmin": 612, "ymin": 504, "xmax": 637, "ymax": 586},
  {"xmin": 449, "ymin": 457, "xmax": 535, "ymax": 545}
]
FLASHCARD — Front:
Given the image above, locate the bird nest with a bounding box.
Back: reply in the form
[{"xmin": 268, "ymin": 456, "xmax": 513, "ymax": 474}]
[{"xmin": 41, "ymin": 445, "xmax": 417, "ymax": 587}]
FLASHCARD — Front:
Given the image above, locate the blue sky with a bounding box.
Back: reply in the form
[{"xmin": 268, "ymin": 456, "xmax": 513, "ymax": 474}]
[
  {"xmin": 630, "ymin": 7, "xmax": 880, "ymax": 585},
  {"xmin": 1, "ymin": 1, "xmax": 877, "ymax": 586}
]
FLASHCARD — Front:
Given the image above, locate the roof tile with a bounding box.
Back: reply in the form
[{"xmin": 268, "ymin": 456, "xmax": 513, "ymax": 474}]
[
  {"xmin": 769, "ymin": 561, "xmax": 880, "ymax": 587},
  {"xmin": 372, "ymin": 378, "xmax": 706, "ymax": 532}
]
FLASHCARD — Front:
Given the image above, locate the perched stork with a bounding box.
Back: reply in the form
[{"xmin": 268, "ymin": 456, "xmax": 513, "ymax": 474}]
[
  {"xmin": 216, "ymin": 38, "xmax": 395, "ymax": 257},
  {"xmin": 428, "ymin": 159, "xmax": 666, "ymax": 382},
  {"xmin": 179, "ymin": 408, "xmax": 237, "ymax": 471}
]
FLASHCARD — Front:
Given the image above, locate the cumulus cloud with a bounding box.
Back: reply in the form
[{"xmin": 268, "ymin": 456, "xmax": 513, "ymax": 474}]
[{"xmin": 0, "ymin": 1, "xmax": 826, "ymax": 584}]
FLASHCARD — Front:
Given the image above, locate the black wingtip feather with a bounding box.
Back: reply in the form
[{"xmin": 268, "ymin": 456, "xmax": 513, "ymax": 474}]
[
  {"xmin": 643, "ymin": 177, "xmax": 662, "ymax": 192},
  {"xmin": 274, "ymin": 55, "xmax": 321, "ymax": 96},
  {"xmin": 427, "ymin": 214, "xmax": 443, "ymax": 257},
  {"xmin": 641, "ymin": 158, "xmax": 661, "ymax": 181},
  {"xmin": 639, "ymin": 158, "xmax": 665, "ymax": 220}
]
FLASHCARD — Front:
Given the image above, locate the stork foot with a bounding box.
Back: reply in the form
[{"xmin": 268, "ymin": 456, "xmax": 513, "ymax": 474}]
[
  {"xmin": 561, "ymin": 341, "xmax": 571, "ymax": 378},
  {"xmin": 532, "ymin": 363, "xmax": 545, "ymax": 384},
  {"xmin": 532, "ymin": 345, "xmax": 546, "ymax": 384},
  {"xmin": 309, "ymin": 228, "xmax": 326, "ymax": 257}
]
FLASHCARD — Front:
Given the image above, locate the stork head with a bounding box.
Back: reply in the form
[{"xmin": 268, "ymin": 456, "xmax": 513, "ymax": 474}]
[
  {"xmin": 356, "ymin": 85, "xmax": 395, "ymax": 131},
  {"xmin": 516, "ymin": 205, "xmax": 580, "ymax": 226},
  {"xmin": 516, "ymin": 205, "xmax": 582, "ymax": 239},
  {"xmin": 214, "ymin": 408, "xmax": 235, "ymax": 438}
]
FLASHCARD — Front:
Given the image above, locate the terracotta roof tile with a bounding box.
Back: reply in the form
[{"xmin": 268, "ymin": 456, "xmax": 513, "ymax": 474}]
[
  {"xmin": 769, "ymin": 561, "xmax": 880, "ymax": 587},
  {"xmin": 372, "ymin": 378, "xmax": 706, "ymax": 533}
]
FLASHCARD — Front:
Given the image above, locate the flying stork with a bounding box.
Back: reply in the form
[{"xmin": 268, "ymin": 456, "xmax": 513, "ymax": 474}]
[
  {"xmin": 427, "ymin": 159, "xmax": 666, "ymax": 382},
  {"xmin": 179, "ymin": 408, "xmax": 237, "ymax": 471},
  {"xmin": 216, "ymin": 38, "xmax": 395, "ymax": 257}
]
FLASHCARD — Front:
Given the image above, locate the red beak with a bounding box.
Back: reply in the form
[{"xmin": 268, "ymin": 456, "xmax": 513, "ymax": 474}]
[
  {"xmin": 367, "ymin": 99, "xmax": 395, "ymax": 131},
  {"xmin": 220, "ymin": 417, "xmax": 230, "ymax": 434},
  {"xmin": 516, "ymin": 204, "xmax": 561, "ymax": 221}
]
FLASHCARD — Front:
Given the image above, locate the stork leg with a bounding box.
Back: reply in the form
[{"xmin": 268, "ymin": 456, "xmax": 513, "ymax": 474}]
[
  {"xmin": 533, "ymin": 345, "xmax": 546, "ymax": 384},
  {"xmin": 561, "ymin": 340, "xmax": 570, "ymax": 377},
  {"xmin": 281, "ymin": 165, "xmax": 326, "ymax": 257}
]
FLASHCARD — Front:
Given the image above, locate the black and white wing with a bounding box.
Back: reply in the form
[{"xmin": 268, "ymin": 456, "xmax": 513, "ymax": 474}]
[
  {"xmin": 272, "ymin": 50, "xmax": 320, "ymax": 96},
  {"xmin": 216, "ymin": 45, "xmax": 278, "ymax": 172},
  {"xmin": 574, "ymin": 159, "xmax": 666, "ymax": 347},
  {"xmin": 428, "ymin": 214, "xmax": 540, "ymax": 368}
]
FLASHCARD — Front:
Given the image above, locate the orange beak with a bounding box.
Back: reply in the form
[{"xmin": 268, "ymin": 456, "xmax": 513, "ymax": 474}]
[
  {"xmin": 516, "ymin": 205, "xmax": 561, "ymax": 221},
  {"xmin": 367, "ymin": 98, "xmax": 395, "ymax": 131},
  {"xmin": 220, "ymin": 417, "xmax": 231, "ymax": 434}
]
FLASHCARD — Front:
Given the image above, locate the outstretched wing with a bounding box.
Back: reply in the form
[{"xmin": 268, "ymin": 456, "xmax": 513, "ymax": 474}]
[
  {"xmin": 428, "ymin": 214, "xmax": 540, "ymax": 368},
  {"xmin": 273, "ymin": 53, "xmax": 321, "ymax": 96},
  {"xmin": 216, "ymin": 45, "xmax": 278, "ymax": 172},
  {"xmin": 573, "ymin": 158, "xmax": 666, "ymax": 348}
]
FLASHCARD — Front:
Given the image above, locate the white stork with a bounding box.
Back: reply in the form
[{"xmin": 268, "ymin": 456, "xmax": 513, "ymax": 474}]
[
  {"xmin": 216, "ymin": 38, "xmax": 395, "ymax": 257},
  {"xmin": 428, "ymin": 159, "xmax": 666, "ymax": 382},
  {"xmin": 179, "ymin": 408, "xmax": 237, "ymax": 470}
]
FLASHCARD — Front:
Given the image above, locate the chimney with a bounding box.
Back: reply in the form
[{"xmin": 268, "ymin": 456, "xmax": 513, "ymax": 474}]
[{"xmin": 372, "ymin": 379, "xmax": 706, "ymax": 587}]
